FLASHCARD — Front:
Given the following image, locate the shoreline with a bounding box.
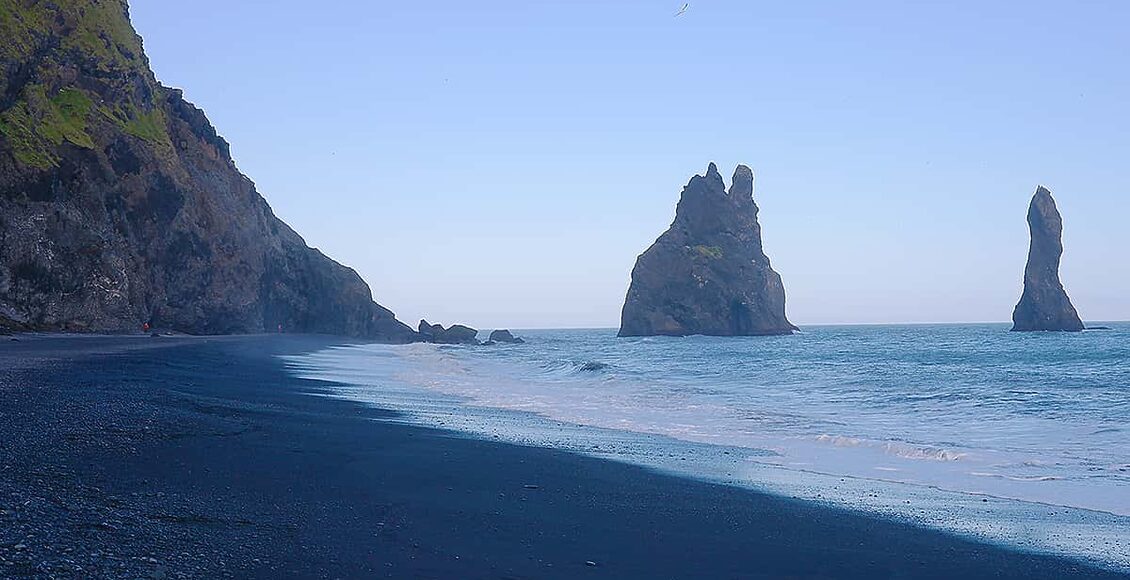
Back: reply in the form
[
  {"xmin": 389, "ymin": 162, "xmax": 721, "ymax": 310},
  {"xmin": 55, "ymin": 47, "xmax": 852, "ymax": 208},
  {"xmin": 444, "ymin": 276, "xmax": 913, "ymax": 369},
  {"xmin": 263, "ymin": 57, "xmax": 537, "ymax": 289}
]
[
  {"xmin": 1, "ymin": 335, "xmax": 1126, "ymax": 578},
  {"xmin": 290, "ymin": 339, "xmax": 1130, "ymax": 571}
]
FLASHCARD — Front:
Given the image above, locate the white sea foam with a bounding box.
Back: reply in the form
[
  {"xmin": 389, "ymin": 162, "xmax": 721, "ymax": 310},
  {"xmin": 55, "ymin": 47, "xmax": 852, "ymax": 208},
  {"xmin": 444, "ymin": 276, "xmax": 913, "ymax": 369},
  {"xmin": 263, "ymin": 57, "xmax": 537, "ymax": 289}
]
[
  {"xmin": 282, "ymin": 324, "xmax": 1130, "ymax": 572},
  {"xmin": 970, "ymin": 472, "xmax": 1063, "ymax": 482}
]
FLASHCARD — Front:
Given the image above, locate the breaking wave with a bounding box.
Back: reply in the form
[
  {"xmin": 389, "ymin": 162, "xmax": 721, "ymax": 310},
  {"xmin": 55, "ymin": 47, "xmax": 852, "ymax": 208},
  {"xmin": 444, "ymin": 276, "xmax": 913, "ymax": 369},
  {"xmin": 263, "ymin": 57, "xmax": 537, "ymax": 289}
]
[{"xmin": 541, "ymin": 359, "xmax": 611, "ymax": 375}]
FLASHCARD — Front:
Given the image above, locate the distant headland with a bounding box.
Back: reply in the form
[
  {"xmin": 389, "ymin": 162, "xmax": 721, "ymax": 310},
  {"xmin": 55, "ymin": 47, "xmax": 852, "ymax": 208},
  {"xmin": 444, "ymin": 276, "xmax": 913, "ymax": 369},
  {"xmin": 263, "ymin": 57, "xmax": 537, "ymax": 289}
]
[{"xmin": 0, "ymin": 1, "xmax": 415, "ymax": 340}]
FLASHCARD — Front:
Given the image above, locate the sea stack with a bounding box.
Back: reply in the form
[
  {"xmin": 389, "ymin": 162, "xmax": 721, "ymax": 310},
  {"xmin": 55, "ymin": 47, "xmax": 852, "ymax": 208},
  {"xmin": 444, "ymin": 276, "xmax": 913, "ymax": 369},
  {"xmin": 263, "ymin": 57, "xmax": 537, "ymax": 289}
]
[
  {"xmin": 1011, "ymin": 186, "xmax": 1085, "ymax": 332},
  {"xmin": 619, "ymin": 163, "xmax": 797, "ymax": 337}
]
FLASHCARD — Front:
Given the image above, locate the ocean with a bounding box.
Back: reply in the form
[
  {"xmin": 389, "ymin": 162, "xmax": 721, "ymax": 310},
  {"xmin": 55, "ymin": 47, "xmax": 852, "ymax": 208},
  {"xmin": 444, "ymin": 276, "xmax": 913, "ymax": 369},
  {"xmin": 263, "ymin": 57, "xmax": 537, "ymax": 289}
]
[{"xmin": 283, "ymin": 323, "xmax": 1130, "ymax": 571}]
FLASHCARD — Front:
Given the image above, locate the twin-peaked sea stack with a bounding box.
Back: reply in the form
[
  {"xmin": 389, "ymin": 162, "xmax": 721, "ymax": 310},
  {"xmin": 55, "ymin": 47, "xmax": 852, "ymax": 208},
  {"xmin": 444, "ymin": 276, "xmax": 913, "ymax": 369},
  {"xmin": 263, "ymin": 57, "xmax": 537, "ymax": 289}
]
[
  {"xmin": 619, "ymin": 163, "xmax": 798, "ymax": 337},
  {"xmin": 1011, "ymin": 186, "xmax": 1085, "ymax": 332}
]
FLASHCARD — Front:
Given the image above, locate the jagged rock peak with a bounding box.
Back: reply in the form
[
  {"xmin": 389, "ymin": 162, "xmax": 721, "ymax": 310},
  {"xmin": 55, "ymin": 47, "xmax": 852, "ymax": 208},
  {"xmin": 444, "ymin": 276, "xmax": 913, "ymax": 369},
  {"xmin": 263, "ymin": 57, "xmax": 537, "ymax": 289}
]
[
  {"xmin": 619, "ymin": 163, "xmax": 797, "ymax": 337},
  {"xmin": 729, "ymin": 164, "xmax": 754, "ymax": 200},
  {"xmin": 1011, "ymin": 186, "xmax": 1085, "ymax": 332}
]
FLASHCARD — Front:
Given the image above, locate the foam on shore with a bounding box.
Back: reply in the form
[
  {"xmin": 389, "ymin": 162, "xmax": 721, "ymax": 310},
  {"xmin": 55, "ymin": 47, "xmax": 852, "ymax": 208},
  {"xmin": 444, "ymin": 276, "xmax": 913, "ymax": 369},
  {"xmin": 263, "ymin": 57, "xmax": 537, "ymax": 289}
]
[{"xmin": 282, "ymin": 326, "xmax": 1130, "ymax": 572}]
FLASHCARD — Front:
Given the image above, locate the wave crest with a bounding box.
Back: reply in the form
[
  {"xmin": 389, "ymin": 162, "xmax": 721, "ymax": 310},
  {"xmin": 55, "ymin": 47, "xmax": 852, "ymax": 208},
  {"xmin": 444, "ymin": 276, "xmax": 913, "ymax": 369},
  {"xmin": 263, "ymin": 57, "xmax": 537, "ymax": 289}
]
[
  {"xmin": 815, "ymin": 434, "xmax": 967, "ymax": 461},
  {"xmin": 541, "ymin": 360, "xmax": 611, "ymax": 375}
]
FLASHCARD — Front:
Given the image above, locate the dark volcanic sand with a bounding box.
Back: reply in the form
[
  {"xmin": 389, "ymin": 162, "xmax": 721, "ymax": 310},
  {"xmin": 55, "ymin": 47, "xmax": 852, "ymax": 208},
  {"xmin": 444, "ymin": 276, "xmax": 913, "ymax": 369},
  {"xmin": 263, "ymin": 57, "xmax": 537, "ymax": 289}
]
[{"xmin": 0, "ymin": 335, "xmax": 1125, "ymax": 579}]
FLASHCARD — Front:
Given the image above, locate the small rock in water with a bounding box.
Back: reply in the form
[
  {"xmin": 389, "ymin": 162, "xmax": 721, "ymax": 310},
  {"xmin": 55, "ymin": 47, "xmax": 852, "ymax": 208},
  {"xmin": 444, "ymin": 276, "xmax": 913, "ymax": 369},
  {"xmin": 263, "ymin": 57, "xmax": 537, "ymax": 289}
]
[
  {"xmin": 488, "ymin": 329, "xmax": 525, "ymax": 344},
  {"xmin": 586, "ymin": 560, "xmax": 598, "ymax": 567},
  {"xmin": 418, "ymin": 320, "xmax": 480, "ymax": 345}
]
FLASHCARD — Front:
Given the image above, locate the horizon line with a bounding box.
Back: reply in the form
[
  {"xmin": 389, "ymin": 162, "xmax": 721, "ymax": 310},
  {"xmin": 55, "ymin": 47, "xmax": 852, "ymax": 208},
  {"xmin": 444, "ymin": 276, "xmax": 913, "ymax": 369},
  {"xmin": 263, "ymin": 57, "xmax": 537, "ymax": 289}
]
[{"xmin": 493, "ymin": 320, "xmax": 1127, "ymax": 332}]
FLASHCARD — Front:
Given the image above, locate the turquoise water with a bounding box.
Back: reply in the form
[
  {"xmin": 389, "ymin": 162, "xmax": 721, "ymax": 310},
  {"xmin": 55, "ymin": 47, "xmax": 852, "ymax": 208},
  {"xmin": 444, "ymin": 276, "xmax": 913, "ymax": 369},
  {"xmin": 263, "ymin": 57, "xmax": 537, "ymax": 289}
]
[{"xmin": 285, "ymin": 323, "xmax": 1130, "ymax": 570}]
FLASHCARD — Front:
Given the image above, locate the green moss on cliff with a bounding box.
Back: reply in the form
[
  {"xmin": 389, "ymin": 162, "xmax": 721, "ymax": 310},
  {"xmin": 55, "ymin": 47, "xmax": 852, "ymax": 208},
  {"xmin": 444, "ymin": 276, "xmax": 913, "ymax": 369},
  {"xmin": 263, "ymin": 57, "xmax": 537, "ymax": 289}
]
[
  {"xmin": 1, "ymin": 84, "xmax": 173, "ymax": 169},
  {"xmin": 0, "ymin": 85, "xmax": 96, "ymax": 168},
  {"xmin": 98, "ymin": 102, "xmax": 171, "ymax": 147},
  {"xmin": 0, "ymin": 106, "xmax": 50, "ymax": 168},
  {"xmin": 64, "ymin": 0, "xmax": 145, "ymax": 72},
  {"xmin": 692, "ymin": 245, "xmax": 724, "ymax": 260},
  {"xmin": 123, "ymin": 108, "xmax": 168, "ymax": 143},
  {"xmin": 0, "ymin": 1, "xmax": 161, "ymax": 168},
  {"xmin": 0, "ymin": 1, "xmax": 142, "ymax": 68},
  {"xmin": 42, "ymin": 88, "xmax": 96, "ymax": 149},
  {"xmin": 0, "ymin": 1, "xmax": 50, "ymax": 60}
]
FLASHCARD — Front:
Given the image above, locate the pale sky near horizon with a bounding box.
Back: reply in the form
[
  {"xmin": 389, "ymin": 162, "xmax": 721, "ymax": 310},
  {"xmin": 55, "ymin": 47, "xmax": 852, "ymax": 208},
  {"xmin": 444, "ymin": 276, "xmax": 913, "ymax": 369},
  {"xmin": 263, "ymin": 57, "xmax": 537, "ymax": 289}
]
[{"xmin": 129, "ymin": 1, "xmax": 1129, "ymax": 329}]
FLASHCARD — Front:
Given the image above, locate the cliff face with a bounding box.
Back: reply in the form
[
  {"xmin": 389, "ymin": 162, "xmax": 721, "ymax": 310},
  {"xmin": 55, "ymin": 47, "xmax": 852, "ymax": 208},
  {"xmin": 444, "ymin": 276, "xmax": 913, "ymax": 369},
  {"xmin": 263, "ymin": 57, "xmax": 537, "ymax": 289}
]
[
  {"xmin": 1011, "ymin": 186, "xmax": 1085, "ymax": 332},
  {"xmin": 0, "ymin": 1, "xmax": 415, "ymax": 340},
  {"xmin": 619, "ymin": 163, "xmax": 797, "ymax": 337}
]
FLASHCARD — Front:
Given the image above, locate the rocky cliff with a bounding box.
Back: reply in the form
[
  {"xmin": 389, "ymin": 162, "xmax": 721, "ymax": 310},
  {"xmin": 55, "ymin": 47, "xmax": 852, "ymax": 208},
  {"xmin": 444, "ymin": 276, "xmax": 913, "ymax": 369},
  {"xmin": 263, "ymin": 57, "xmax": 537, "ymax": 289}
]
[
  {"xmin": 1011, "ymin": 186, "xmax": 1085, "ymax": 332},
  {"xmin": 619, "ymin": 163, "xmax": 797, "ymax": 337},
  {"xmin": 0, "ymin": 0, "xmax": 415, "ymax": 340}
]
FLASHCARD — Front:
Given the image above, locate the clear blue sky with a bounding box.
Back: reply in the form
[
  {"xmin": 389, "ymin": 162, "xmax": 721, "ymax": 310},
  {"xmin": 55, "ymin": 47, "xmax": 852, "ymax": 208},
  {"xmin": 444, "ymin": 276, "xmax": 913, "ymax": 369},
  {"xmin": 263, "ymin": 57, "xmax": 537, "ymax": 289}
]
[{"xmin": 129, "ymin": 1, "xmax": 1129, "ymax": 328}]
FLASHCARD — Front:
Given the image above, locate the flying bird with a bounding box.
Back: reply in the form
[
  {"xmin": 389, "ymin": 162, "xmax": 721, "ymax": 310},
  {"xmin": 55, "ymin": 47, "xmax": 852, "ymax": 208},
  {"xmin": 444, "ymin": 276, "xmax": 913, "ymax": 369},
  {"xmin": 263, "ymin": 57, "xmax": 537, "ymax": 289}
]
[{"xmin": 675, "ymin": 3, "xmax": 689, "ymax": 16}]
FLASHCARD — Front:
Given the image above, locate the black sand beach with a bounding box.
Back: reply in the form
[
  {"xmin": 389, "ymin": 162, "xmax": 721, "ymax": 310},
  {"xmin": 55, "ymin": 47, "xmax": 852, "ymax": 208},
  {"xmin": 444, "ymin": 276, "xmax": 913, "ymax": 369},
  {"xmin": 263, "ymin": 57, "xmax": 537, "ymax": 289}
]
[{"xmin": 0, "ymin": 335, "xmax": 1125, "ymax": 579}]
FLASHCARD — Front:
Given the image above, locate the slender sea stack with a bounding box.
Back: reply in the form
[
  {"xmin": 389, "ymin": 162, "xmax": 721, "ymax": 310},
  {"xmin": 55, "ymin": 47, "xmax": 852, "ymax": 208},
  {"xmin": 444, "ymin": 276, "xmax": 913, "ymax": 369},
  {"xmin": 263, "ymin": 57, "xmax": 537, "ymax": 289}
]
[
  {"xmin": 0, "ymin": 1, "xmax": 414, "ymax": 340},
  {"xmin": 1011, "ymin": 186, "xmax": 1085, "ymax": 332},
  {"xmin": 619, "ymin": 163, "xmax": 797, "ymax": 337}
]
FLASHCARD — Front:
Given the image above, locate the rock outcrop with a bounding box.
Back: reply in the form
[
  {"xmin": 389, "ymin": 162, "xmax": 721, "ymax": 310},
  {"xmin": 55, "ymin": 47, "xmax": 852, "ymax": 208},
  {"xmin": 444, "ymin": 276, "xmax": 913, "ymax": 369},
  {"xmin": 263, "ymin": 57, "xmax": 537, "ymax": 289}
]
[
  {"xmin": 487, "ymin": 329, "xmax": 524, "ymax": 344},
  {"xmin": 0, "ymin": 1, "xmax": 415, "ymax": 340},
  {"xmin": 1011, "ymin": 186, "xmax": 1085, "ymax": 332},
  {"xmin": 619, "ymin": 163, "xmax": 797, "ymax": 337},
  {"xmin": 418, "ymin": 320, "xmax": 480, "ymax": 345}
]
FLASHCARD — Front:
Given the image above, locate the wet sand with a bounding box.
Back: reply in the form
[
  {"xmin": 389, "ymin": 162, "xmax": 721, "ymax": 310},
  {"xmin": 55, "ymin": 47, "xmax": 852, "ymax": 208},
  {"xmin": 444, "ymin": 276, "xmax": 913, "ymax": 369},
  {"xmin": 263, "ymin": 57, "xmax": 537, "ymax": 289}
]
[{"xmin": 0, "ymin": 334, "xmax": 1124, "ymax": 579}]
